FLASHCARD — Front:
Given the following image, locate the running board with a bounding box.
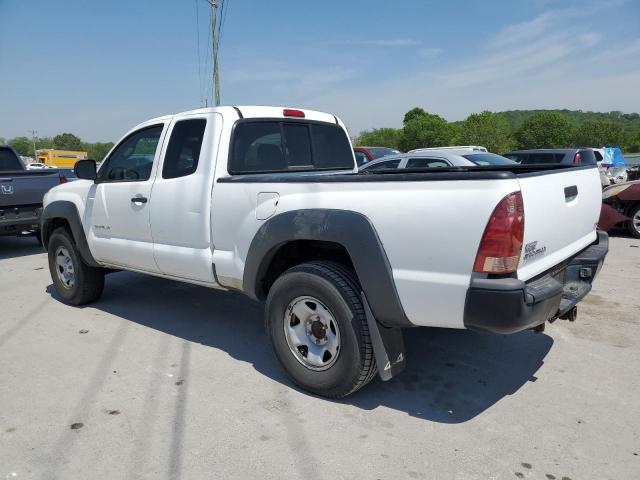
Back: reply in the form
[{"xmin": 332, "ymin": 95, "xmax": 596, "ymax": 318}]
[{"xmin": 361, "ymin": 293, "xmax": 406, "ymax": 381}]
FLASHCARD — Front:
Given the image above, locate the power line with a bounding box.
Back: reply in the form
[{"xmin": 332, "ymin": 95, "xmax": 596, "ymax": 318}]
[{"xmin": 194, "ymin": 0, "xmax": 203, "ymax": 107}]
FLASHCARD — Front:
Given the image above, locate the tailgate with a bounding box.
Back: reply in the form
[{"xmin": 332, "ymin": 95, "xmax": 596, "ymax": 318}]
[
  {"xmin": 516, "ymin": 166, "xmax": 601, "ymax": 281},
  {"xmin": 0, "ymin": 171, "xmax": 60, "ymax": 208}
]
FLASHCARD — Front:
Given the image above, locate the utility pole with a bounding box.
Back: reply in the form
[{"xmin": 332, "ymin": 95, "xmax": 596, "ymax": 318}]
[
  {"xmin": 29, "ymin": 130, "xmax": 38, "ymax": 161},
  {"xmin": 210, "ymin": 0, "xmax": 221, "ymax": 106}
]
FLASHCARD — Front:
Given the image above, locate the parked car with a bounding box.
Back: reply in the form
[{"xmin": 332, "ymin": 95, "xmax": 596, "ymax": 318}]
[
  {"xmin": 0, "ymin": 145, "xmax": 64, "ymax": 239},
  {"xmin": 504, "ymin": 148, "xmax": 598, "ymax": 166},
  {"xmin": 598, "ymin": 180, "xmax": 640, "ymax": 238},
  {"xmin": 408, "ymin": 145, "xmax": 488, "ymax": 154},
  {"xmin": 42, "ymin": 105, "xmax": 607, "ymax": 398},
  {"xmin": 353, "ymin": 146, "xmax": 400, "ymax": 166},
  {"xmin": 359, "ymin": 151, "xmax": 514, "ymax": 171},
  {"xmin": 26, "ymin": 162, "xmax": 50, "ymax": 169}
]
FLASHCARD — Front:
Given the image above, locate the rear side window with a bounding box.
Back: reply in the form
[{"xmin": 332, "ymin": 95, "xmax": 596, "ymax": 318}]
[
  {"xmin": 229, "ymin": 121, "xmax": 354, "ymax": 174},
  {"xmin": 576, "ymin": 150, "xmax": 597, "ymax": 165},
  {"xmin": 522, "ymin": 153, "xmax": 564, "ymax": 164},
  {"xmin": 163, "ymin": 119, "xmax": 207, "ymax": 179},
  {"xmin": 0, "ymin": 148, "xmax": 23, "ymax": 171},
  {"xmin": 365, "ymin": 159, "xmax": 401, "ymax": 170},
  {"xmin": 406, "ymin": 158, "xmax": 449, "ymax": 168},
  {"xmin": 354, "ymin": 151, "xmax": 369, "ymax": 166}
]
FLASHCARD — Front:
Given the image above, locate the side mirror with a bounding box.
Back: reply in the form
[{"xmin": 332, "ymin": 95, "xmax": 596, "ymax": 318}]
[{"xmin": 75, "ymin": 159, "xmax": 97, "ymax": 180}]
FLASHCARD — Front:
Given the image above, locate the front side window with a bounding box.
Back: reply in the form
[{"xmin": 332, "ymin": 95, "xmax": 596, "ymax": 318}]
[
  {"xmin": 163, "ymin": 119, "xmax": 207, "ymax": 179},
  {"xmin": 229, "ymin": 120, "xmax": 353, "ymax": 174},
  {"xmin": 100, "ymin": 125, "xmax": 163, "ymax": 181}
]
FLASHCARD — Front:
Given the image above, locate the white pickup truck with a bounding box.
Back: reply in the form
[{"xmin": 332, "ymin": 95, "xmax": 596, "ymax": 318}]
[{"xmin": 41, "ymin": 106, "xmax": 608, "ymax": 398}]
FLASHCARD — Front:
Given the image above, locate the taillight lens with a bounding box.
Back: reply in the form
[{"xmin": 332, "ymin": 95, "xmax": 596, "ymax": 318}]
[
  {"xmin": 573, "ymin": 152, "xmax": 581, "ymax": 165},
  {"xmin": 473, "ymin": 191, "xmax": 525, "ymax": 274}
]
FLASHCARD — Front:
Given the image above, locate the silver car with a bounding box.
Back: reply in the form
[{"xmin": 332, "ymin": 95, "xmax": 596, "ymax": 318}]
[{"xmin": 359, "ymin": 150, "xmax": 515, "ymax": 171}]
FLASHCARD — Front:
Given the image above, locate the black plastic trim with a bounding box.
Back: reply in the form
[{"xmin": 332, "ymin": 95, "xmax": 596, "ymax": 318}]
[
  {"xmin": 243, "ymin": 209, "xmax": 413, "ymax": 328},
  {"xmin": 232, "ymin": 106, "xmax": 243, "ymax": 119},
  {"xmin": 463, "ymin": 231, "xmax": 608, "ymax": 334},
  {"xmin": 41, "ymin": 201, "xmax": 100, "ymax": 267}
]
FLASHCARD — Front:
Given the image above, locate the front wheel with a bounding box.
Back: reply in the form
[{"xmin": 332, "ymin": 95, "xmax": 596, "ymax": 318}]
[
  {"xmin": 265, "ymin": 261, "xmax": 377, "ymax": 398},
  {"xmin": 627, "ymin": 204, "xmax": 640, "ymax": 239},
  {"xmin": 48, "ymin": 227, "xmax": 105, "ymax": 305}
]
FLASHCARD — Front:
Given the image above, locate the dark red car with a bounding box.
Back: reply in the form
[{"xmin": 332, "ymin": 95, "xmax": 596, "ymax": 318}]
[
  {"xmin": 353, "ymin": 146, "xmax": 401, "ymax": 166},
  {"xmin": 598, "ymin": 180, "xmax": 640, "ymax": 238}
]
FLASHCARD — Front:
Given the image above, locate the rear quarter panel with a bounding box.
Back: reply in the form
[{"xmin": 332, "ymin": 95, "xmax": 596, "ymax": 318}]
[{"xmin": 211, "ymin": 177, "xmax": 520, "ymax": 328}]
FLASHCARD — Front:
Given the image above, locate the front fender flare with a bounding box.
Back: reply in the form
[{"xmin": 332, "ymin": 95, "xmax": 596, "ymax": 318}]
[{"xmin": 41, "ymin": 200, "xmax": 100, "ymax": 267}]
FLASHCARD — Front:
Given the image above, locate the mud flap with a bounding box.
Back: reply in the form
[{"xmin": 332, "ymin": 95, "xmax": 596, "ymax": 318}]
[{"xmin": 361, "ymin": 293, "xmax": 406, "ymax": 381}]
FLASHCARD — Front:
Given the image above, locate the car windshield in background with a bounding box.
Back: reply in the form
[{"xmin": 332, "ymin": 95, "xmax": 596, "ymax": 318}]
[
  {"xmin": 462, "ymin": 153, "xmax": 517, "ymax": 166},
  {"xmin": 0, "ymin": 148, "xmax": 23, "ymax": 171},
  {"xmin": 368, "ymin": 147, "xmax": 400, "ymax": 159}
]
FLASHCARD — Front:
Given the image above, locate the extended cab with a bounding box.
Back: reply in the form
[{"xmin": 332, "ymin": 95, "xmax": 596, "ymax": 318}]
[
  {"xmin": 42, "ymin": 106, "xmax": 608, "ymax": 398},
  {"xmin": 1, "ymin": 145, "xmax": 63, "ymax": 239}
]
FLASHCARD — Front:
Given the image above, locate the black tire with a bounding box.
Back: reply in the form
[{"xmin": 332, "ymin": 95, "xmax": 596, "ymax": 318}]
[
  {"xmin": 266, "ymin": 261, "xmax": 377, "ymax": 398},
  {"xmin": 48, "ymin": 227, "xmax": 105, "ymax": 305},
  {"xmin": 627, "ymin": 204, "xmax": 640, "ymax": 239}
]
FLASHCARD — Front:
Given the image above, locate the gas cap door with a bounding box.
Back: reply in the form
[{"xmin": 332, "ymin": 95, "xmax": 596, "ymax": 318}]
[{"xmin": 256, "ymin": 192, "xmax": 279, "ymax": 220}]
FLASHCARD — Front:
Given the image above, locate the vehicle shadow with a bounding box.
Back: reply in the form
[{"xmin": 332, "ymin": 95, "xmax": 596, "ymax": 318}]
[
  {"xmin": 0, "ymin": 235, "xmax": 43, "ymax": 260},
  {"xmin": 46, "ymin": 271, "xmax": 553, "ymax": 424}
]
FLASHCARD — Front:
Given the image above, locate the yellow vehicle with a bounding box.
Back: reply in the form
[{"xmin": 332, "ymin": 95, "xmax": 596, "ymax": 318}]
[{"xmin": 36, "ymin": 149, "xmax": 88, "ymax": 168}]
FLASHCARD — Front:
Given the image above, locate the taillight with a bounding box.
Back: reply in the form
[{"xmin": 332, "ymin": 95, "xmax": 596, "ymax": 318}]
[
  {"xmin": 473, "ymin": 191, "xmax": 525, "ymax": 274},
  {"xmin": 573, "ymin": 152, "xmax": 581, "ymax": 165},
  {"xmin": 59, "ymin": 175, "xmax": 68, "ymax": 184},
  {"xmin": 283, "ymin": 108, "xmax": 305, "ymax": 118}
]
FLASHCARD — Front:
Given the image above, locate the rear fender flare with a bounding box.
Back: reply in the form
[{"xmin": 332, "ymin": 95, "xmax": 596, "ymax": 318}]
[{"xmin": 243, "ymin": 209, "xmax": 412, "ymax": 328}]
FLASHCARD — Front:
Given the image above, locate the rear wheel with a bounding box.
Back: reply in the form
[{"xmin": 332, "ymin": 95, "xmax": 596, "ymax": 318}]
[
  {"xmin": 48, "ymin": 227, "xmax": 105, "ymax": 305},
  {"xmin": 266, "ymin": 261, "xmax": 377, "ymax": 398},
  {"xmin": 628, "ymin": 204, "xmax": 640, "ymax": 239}
]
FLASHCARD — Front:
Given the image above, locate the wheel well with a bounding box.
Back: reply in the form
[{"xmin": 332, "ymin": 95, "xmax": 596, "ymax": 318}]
[
  {"xmin": 42, "ymin": 217, "xmax": 72, "ymax": 248},
  {"xmin": 258, "ymin": 240, "xmax": 355, "ymax": 299},
  {"xmin": 625, "ymin": 201, "xmax": 640, "ymax": 217}
]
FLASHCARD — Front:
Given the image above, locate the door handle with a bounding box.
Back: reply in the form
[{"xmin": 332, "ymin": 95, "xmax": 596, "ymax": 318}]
[
  {"xmin": 131, "ymin": 196, "xmax": 148, "ymax": 204},
  {"xmin": 564, "ymin": 185, "xmax": 578, "ymax": 201}
]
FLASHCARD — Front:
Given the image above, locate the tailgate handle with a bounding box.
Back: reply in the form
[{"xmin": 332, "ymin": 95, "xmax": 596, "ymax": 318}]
[{"xmin": 564, "ymin": 185, "xmax": 578, "ymax": 201}]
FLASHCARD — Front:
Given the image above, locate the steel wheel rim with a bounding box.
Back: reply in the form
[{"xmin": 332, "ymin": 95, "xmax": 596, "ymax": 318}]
[
  {"xmin": 55, "ymin": 246, "xmax": 75, "ymax": 289},
  {"xmin": 633, "ymin": 210, "xmax": 640, "ymax": 232},
  {"xmin": 283, "ymin": 296, "xmax": 341, "ymax": 371}
]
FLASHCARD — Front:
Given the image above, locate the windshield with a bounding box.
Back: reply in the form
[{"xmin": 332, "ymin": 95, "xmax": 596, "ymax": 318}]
[{"xmin": 463, "ymin": 153, "xmax": 517, "ymax": 166}]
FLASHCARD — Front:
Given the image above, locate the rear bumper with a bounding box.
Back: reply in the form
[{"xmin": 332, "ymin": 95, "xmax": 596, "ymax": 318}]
[
  {"xmin": 463, "ymin": 231, "xmax": 609, "ymax": 334},
  {"xmin": 0, "ymin": 205, "xmax": 42, "ymax": 236}
]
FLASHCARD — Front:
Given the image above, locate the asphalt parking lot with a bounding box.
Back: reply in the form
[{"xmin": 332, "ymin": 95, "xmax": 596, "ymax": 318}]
[{"xmin": 1, "ymin": 234, "xmax": 639, "ymax": 480}]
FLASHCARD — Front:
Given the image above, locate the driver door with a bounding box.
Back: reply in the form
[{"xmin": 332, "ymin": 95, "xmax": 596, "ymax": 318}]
[{"xmin": 88, "ymin": 123, "xmax": 167, "ymax": 272}]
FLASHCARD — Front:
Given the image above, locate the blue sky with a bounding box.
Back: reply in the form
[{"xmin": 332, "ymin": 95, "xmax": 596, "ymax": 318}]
[{"xmin": 1, "ymin": 0, "xmax": 639, "ymax": 142}]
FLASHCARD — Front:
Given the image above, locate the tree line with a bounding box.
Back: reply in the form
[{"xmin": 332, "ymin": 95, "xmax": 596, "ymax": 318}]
[
  {"xmin": 355, "ymin": 109, "xmax": 640, "ymax": 154},
  {"xmin": 0, "ymin": 132, "xmax": 114, "ymax": 163}
]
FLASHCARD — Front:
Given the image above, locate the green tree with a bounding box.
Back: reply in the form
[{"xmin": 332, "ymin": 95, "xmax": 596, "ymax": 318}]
[
  {"xmin": 84, "ymin": 142, "xmax": 114, "ymax": 161},
  {"xmin": 8, "ymin": 136, "xmax": 33, "ymax": 156},
  {"xmin": 403, "ymin": 107, "xmax": 429, "ymax": 125},
  {"xmin": 355, "ymin": 128, "xmax": 402, "ymax": 149},
  {"xmin": 459, "ymin": 111, "xmax": 516, "ymax": 154},
  {"xmin": 515, "ymin": 112, "xmax": 573, "ymax": 149},
  {"xmin": 53, "ymin": 132, "xmax": 83, "ymax": 150},
  {"xmin": 399, "ymin": 112, "xmax": 455, "ymax": 151},
  {"xmin": 572, "ymin": 120, "xmax": 625, "ymax": 147}
]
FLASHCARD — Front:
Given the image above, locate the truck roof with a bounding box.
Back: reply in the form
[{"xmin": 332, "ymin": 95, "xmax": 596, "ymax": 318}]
[{"xmin": 142, "ymin": 106, "xmax": 341, "ymax": 128}]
